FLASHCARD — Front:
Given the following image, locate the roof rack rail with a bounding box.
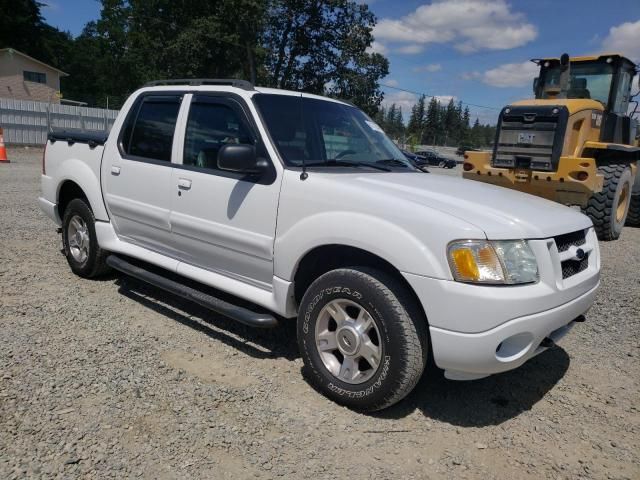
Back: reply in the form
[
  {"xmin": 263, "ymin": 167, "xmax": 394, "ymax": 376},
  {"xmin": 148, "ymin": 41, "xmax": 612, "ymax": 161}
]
[{"xmin": 143, "ymin": 79, "xmax": 254, "ymax": 90}]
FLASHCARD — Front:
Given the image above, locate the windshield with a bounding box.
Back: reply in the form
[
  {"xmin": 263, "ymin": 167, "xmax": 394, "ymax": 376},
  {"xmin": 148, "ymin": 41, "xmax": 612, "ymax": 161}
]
[
  {"xmin": 253, "ymin": 94, "xmax": 412, "ymax": 169},
  {"xmin": 538, "ymin": 62, "xmax": 614, "ymax": 105}
]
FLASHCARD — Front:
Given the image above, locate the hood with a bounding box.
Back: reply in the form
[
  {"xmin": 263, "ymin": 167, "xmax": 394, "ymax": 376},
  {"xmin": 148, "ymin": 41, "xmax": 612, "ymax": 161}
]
[
  {"xmin": 511, "ymin": 98, "xmax": 603, "ymax": 115},
  {"xmin": 342, "ymin": 172, "xmax": 593, "ymax": 239}
]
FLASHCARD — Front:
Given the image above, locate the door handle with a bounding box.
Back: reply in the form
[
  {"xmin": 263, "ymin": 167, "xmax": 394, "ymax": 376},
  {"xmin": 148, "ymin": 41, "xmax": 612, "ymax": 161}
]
[
  {"xmin": 111, "ymin": 166, "xmax": 121, "ymax": 175},
  {"xmin": 177, "ymin": 178, "xmax": 192, "ymax": 190}
]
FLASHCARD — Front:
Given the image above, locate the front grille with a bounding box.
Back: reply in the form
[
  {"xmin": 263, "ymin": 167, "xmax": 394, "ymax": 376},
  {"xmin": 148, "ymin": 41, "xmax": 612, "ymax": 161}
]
[
  {"xmin": 562, "ymin": 255, "xmax": 589, "ymax": 279},
  {"xmin": 492, "ymin": 105, "xmax": 568, "ymax": 172},
  {"xmin": 554, "ymin": 229, "xmax": 586, "ymax": 252}
]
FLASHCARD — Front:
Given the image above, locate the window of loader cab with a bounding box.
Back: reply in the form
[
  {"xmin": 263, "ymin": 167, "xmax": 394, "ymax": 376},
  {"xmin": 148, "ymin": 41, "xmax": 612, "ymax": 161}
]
[
  {"xmin": 122, "ymin": 95, "xmax": 182, "ymax": 162},
  {"xmin": 183, "ymin": 101, "xmax": 254, "ymax": 171}
]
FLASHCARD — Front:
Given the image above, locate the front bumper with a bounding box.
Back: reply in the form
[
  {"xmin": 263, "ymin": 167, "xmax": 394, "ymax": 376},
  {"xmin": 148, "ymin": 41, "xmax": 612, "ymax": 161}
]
[
  {"xmin": 462, "ymin": 151, "xmax": 603, "ymax": 207},
  {"xmin": 402, "ymin": 230, "xmax": 599, "ymax": 380},
  {"xmin": 428, "ymin": 283, "xmax": 597, "ymax": 380}
]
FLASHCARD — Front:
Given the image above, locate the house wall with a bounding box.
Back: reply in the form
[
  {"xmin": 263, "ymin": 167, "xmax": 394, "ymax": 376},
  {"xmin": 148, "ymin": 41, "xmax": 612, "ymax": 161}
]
[{"xmin": 0, "ymin": 51, "xmax": 62, "ymax": 103}]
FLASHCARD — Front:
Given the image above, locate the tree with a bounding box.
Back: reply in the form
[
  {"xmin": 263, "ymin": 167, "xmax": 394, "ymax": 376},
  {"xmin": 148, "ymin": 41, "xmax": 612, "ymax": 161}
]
[
  {"xmin": 263, "ymin": 0, "xmax": 388, "ymax": 116},
  {"xmin": 407, "ymin": 95, "xmax": 426, "ymax": 143},
  {"xmin": 0, "ymin": 0, "xmax": 72, "ymax": 71}
]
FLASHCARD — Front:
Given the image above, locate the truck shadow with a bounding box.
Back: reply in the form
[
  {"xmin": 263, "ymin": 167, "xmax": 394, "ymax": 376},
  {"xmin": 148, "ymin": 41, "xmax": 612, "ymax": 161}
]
[
  {"xmin": 115, "ymin": 274, "xmax": 569, "ymax": 426},
  {"xmin": 115, "ymin": 276, "xmax": 299, "ymax": 361},
  {"xmin": 375, "ymin": 347, "xmax": 570, "ymax": 426}
]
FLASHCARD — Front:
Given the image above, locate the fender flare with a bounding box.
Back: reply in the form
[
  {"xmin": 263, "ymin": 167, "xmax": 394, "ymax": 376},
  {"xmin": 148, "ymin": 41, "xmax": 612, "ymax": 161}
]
[
  {"xmin": 56, "ymin": 158, "xmax": 109, "ymax": 221},
  {"xmin": 274, "ymin": 211, "xmax": 449, "ymax": 281}
]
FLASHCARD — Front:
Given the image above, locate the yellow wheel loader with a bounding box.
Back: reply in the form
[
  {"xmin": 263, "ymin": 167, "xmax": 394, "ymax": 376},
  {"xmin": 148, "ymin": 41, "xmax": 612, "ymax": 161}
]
[{"xmin": 463, "ymin": 53, "xmax": 639, "ymax": 240}]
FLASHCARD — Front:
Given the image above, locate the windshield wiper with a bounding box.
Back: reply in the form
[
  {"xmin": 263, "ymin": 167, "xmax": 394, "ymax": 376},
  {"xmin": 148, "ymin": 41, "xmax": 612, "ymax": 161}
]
[
  {"xmin": 305, "ymin": 159, "xmax": 392, "ymax": 172},
  {"xmin": 376, "ymin": 158, "xmax": 412, "ymax": 169}
]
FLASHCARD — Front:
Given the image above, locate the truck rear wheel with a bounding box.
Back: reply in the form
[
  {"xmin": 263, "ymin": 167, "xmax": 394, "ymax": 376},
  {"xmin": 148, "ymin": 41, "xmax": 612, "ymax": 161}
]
[
  {"xmin": 583, "ymin": 165, "xmax": 633, "ymax": 241},
  {"xmin": 297, "ymin": 267, "xmax": 428, "ymax": 412},
  {"xmin": 62, "ymin": 198, "xmax": 110, "ymax": 278}
]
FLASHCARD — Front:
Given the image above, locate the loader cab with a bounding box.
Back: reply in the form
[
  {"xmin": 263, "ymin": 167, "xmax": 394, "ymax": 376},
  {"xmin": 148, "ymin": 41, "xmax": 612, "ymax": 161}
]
[
  {"xmin": 532, "ymin": 54, "xmax": 638, "ymax": 144},
  {"xmin": 532, "ymin": 54, "xmax": 637, "ymax": 115}
]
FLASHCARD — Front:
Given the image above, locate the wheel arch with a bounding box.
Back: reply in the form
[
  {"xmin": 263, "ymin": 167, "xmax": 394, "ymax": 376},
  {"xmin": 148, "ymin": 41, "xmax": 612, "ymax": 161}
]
[
  {"xmin": 292, "ymin": 244, "xmax": 428, "ymax": 325},
  {"xmin": 54, "ymin": 157, "xmax": 110, "ymax": 222},
  {"xmin": 57, "ymin": 180, "xmax": 90, "ymax": 220}
]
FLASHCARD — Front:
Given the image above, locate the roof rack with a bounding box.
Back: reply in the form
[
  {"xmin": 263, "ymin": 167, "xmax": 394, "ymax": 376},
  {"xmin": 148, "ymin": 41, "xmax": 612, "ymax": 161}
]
[{"xmin": 143, "ymin": 79, "xmax": 254, "ymax": 90}]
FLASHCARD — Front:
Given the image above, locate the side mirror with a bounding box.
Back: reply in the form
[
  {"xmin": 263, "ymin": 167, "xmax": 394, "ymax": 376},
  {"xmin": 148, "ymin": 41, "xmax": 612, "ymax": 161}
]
[
  {"xmin": 533, "ymin": 77, "xmax": 539, "ymax": 94},
  {"xmin": 217, "ymin": 144, "xmax": 267, "ymax": 174}
]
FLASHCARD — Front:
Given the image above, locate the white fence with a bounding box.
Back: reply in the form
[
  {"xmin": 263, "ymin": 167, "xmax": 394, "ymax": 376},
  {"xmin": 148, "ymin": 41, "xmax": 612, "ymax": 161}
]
[{"xmin": 0, "ymin": 97, "xmax": 120, "ymax": 145}]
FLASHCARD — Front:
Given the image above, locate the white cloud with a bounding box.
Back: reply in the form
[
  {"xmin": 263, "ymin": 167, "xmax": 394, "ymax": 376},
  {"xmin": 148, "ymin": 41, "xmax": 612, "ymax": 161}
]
[
  {"xmin": 481, "ymin": 61, "xmax": 539, "ymax": 88},
  {"xmin": 381, "ymin": 91, "xmax": 418, "ymax": 114},
  {"xmin": 413, "ymin": 63, "xmax": 442, "ymax": 73},
  {"xmin": 461, "ymin": 71, "xmax": 481, "ymax": 80},
  {"xmin": 395, "ymin": 44, "xmax": 424, "ymax": 54},
  {"xmin": 382, "ymin": 91, "xmax": 458, "ymax": 118},
  {"xmin": 373, "ymin": 0, "xmax": 537, "ymax": 54},
  {"xmin": 601, "ymin": 19, "xmax": 640, "ymax": 62},
  {"xmin": 384, "ymin": 79, "xmax": 399, "ymax": 87},
  {"xmin": 434, "ymin": 95, "xmax": 457, "ymax": 104},
  {"xmin": 366, "ymin": 41, "xmax": 388, "ymax": 55}
]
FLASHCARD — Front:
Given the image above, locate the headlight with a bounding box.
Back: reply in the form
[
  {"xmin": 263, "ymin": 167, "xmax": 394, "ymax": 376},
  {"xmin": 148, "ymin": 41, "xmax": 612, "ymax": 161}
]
[{"xmin": 447, "ymin": 240, "xmax": 538, "ymax": 285}]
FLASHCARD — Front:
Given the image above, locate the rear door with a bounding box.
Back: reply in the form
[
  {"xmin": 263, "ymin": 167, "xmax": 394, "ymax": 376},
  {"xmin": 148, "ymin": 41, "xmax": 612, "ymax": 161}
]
[
  {"xmin": 102, "ymin": 92, "xmax": 185, "ymax": 255},
  {"xmin": 169, "ymin": 93, "xmax": 281, "ymax": 288}
]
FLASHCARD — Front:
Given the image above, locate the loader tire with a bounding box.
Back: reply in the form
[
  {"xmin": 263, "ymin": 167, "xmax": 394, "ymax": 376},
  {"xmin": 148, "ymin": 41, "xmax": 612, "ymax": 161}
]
[
  {"xmin": 583, "ymin": 165, "xmax": 633, "ymax": 241},
  {"xmin": 626, "ymin": 193, "xmax": 640, "ymax": 227}
]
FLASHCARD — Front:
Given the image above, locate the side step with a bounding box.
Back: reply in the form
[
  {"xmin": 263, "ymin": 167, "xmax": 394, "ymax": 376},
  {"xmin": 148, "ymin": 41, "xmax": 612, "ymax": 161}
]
[{"xmin": 106, "ymin": 255, "xmax": 278, "ymax": 328}]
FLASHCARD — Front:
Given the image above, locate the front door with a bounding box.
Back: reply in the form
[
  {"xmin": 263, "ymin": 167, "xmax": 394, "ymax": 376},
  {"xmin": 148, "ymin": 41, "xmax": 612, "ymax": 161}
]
[
  {"xmin": 169, "ymin": 94, "xmax": 281, "ymax": 288},
  {"xmin": 102, "ymin": 93, "xmax": 185, "ymax": 256}
]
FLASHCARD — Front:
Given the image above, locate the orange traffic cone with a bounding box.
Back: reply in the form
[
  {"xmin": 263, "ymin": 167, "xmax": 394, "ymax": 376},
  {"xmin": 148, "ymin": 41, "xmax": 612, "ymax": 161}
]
[{"xmin": 0, "ymin": 128, "xmax": 9, "ymax": 163}]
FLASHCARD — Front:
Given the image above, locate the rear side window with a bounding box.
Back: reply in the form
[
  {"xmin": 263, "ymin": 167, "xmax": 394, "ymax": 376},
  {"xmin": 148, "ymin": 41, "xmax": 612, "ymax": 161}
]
[{"xmin": 122, "ymin": 96, "xmax": 181, "ymax": 162}]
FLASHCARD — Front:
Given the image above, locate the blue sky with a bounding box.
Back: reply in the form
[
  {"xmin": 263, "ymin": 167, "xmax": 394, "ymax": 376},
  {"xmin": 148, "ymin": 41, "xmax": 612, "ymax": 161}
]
[{"xmin": 42, "ymin": 0, "xmax": 640, "ymax": 124}]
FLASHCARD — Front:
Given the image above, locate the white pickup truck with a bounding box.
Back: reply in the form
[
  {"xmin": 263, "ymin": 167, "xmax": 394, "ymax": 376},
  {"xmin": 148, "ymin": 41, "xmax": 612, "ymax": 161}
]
[{"xmin": 39, "ymin": 79, "xmax": 600, "ymax": 411}]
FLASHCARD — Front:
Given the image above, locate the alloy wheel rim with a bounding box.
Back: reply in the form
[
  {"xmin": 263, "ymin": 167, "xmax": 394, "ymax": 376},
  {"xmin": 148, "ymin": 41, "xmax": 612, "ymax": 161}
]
[
  {"xmin": 314, "ymin": 299, "xmax": 382, "ymax": 384},
  {"xmin": 67, "ymin": 215, "xmax": 90, "ymax": 264}
]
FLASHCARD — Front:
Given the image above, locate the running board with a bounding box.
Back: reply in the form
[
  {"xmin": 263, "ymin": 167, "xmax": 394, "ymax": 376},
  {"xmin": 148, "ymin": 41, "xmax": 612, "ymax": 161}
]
[{"xmin": 106, "ymin": 255, "xmax": 278, "ymax": 328}]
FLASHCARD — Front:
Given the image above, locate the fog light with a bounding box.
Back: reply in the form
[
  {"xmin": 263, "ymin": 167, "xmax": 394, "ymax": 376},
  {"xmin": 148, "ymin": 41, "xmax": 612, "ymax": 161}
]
[{"xmin": 463, "ymin": 162, "xmax": 473, "ymax": 171}]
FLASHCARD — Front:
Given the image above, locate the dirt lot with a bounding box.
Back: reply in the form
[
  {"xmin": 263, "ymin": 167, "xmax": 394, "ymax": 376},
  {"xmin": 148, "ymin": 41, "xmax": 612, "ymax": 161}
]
[{"xmin": 1, "ymin": 148, "xmax": 639, "ymax": 479}]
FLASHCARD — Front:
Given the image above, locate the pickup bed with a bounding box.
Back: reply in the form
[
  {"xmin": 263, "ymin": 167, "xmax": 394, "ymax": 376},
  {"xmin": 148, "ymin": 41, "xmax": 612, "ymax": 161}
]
[{"xmin": 39, "ymin": 79, "xmax": 600, "ymax": 411}]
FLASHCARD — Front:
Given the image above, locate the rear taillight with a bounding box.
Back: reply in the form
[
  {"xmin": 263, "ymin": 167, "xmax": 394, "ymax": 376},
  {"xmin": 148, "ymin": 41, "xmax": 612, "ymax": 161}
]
[
  {"xmin": 42, "ymin": 141, "xmax": 47, "ymax": 175},
  {"xmin": 463, "ymin": 162, "xmax": 474, "ymax": 172}
]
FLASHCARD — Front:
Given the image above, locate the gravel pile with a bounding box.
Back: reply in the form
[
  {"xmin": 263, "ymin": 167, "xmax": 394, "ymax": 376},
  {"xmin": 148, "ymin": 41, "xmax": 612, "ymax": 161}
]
[{"xmin": 1, "ymin": 147, "xmax": 638, "ymax": 479}]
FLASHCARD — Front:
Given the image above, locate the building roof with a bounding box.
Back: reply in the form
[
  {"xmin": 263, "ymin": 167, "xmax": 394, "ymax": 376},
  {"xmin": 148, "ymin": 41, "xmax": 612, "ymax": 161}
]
[{"xmin": 0, "ymin": 48, "xmax": 68, "ymax": 76}]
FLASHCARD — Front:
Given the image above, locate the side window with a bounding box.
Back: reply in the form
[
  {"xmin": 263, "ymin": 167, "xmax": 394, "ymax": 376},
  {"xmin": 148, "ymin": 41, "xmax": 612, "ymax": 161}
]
[
  {"xmin": 183, "ymin": 101, "xmax": 254, "ymax": 171},
  {"xmin": 122, "ymin": 96, "xmax": 181, "ymax": 162}
]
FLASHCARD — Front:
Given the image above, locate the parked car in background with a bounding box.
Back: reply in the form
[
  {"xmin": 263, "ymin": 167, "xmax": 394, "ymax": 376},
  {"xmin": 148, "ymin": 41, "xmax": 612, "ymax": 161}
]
[
  {"xmin": 456, "ymin": 145, "xmax": 479, "ymax": 156},
  {"xmin": 401, "ymin": 150, "xmax": 429, "ymax": 171},
  {"xmin": 415, "ymin": 150, "xmax": 457, "ymax": 169}
]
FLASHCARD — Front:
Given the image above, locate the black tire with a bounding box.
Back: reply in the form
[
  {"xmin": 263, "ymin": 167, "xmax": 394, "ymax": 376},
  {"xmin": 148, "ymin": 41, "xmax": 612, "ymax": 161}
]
[
  {"xmin": 626, "ymin": 193, "xmax": 640, "ymax": 227},
  {"xmin": 61, "ymin": 198, "xmax": 110, "ymax": 278},
  {"xmin": 583, "ymin": 165, "xmax": 633, "ymax": 241},
  {"xmin": 297, "ymin": 267, "xmax": 428, "ymax": 412}
]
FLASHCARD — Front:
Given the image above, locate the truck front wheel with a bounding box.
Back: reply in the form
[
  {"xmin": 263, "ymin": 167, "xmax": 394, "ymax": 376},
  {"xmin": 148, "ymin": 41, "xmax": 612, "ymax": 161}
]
[
  {"xmin": 61, "ymin": 198, "xmax": 110, "ymax": 278},
  {"xmin": 297, "ymin": 267, "xmax": 428, "ymax": 411},
  {"xmin": 583, "ymin": 165, "xmax": 633, "ymax": 241}
]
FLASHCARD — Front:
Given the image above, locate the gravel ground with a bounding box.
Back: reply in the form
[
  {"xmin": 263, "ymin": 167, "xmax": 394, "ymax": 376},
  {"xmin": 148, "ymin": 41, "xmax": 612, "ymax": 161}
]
[{"xmin": 1, "ymin": 147, "xmax": 639, "ymax": 479}]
